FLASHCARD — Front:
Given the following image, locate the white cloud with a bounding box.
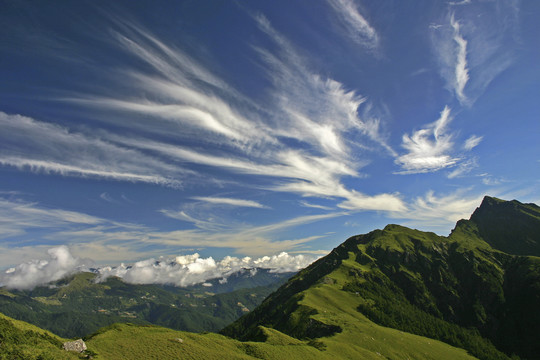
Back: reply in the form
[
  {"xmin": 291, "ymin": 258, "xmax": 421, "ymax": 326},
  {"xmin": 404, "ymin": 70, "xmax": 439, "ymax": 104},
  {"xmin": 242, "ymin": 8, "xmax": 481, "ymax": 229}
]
[
  {"xmin": 55, "ymin": 15, "xmax": 403, "ymax": 214},
  {"xmin": 191, "ymin": 196, "xmax": 268, "ymax": 209},
  {"xmin": 0, "ymin": 193, "xmax": 340, "ymax": 262},
  {"xmin": 1, "ymin": 246, "xmax": 317, "ymax": 289},
  {"xmin": 390, "ymin": 190, "xmax": 483, "ymax": 232},
  {"xmin": 0, "ymin": 246, "xmax": 90, "ymax": 290},
  {"xmin": 0, "ymin": 112, "xmax": 182, "ymax": 187},
  {"xmin": 447, "ymin": 158, "xmax": 478, "ymax": 179},
  {"xmin": 100, "ymin": 192, "xmax": 116, "ymax": 203},
  {"xmin": 300, "ymin": 201, "xmax": 334, "ymax": 211},
  {"xmin": 395, "ymin": 106, "xmax": 459, "ymax": 174},
  {"xmin": 337, "ymin": 191, "xmax": 406, "ymax": 212},
  {"xmin": 96, "ymin": 251, "xmax": 317, "ymax": 287},
  {"xmin": 450, "ymin": 14, "xmax": 470, "ymax": 104},
  {"xmin": 0, "ymin": 196, "xmax": 104, "ymax": 239},
  {"xmin": 151, "ymin": 209, "xmax": 347, "ymax": 256},
  {"xmin": 327, "ymin": 0, "xmax": 379, "ymax": 51},
  {"xmin": 463, "ymin": 135, "xmax": 483, "ymax": 151},
  {"xmin": 431, "ymin": 3, "xmax": 519, "ymax": 104},
  {"xmin": 449, "ymin": 0, "xmax": 471, "ymax": 5},
  {"xmin": 254, "ymin": 14, "xmax": 392, "ymax": 156},
  {"xmin": 395, "ymin": 107, "xmax": 483, "ymax": 177}
]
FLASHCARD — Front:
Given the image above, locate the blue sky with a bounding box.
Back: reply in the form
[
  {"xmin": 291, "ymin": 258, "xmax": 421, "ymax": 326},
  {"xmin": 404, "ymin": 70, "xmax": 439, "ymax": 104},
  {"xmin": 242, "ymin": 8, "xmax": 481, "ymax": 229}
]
[{"xmin": 1, "ymin": 0, "xmax": 539, "ymax": 271}]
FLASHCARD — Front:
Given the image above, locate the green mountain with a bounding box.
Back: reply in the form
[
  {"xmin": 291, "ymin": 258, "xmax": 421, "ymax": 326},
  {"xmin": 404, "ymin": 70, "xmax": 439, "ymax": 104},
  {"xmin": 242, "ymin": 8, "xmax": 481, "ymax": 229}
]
[
  {"xmin": 223, "ymin": 196, "xmax": 540, "ymax": 360},
  {"xmin": 0, "ymin": 269, "xmax": 292, "ymax": 338}
]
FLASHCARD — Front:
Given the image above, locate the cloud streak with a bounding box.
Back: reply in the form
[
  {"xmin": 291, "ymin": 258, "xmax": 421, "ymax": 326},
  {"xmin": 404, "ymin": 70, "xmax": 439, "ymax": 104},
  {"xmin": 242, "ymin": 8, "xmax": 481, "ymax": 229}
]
[
  {"xmin": 191, "ymin": 196, "xmax": 269, "ymax": 209},
  {"xmin": 450, "ymin": 14, "xmax": 470, "ymax": 103},
  {"xmin": 66, "ymin": 16, "xmax": 403, "ymax": 213},
  {"xmin": 431, "ymin": 3, "xmax": 519, "ymax": 104},
  {"xmin": 0, "ymin": 196, "xmax": 103, "ymax": 239},
  {"xmin": 390, "ymin": 190, "xmax": 484, "ymax": 232},
  {"xmin": 0, "ymin": 194, "xmax": 338, "ymax": 262},
  {"xmin": 0, "ymin": 112, "xmax": 183, "ymax": 187},
  {"xmin": 327, "ymin": 0, "xmax": 379, "ymax": 51}
]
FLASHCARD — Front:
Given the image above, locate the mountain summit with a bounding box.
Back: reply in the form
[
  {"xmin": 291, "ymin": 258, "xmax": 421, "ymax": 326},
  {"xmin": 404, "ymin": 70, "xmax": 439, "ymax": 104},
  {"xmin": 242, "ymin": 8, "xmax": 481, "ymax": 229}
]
[
  {"xmin": 223, "ymin": 196, "xmax": 540, "ymax": 360},
  {"xmin": 453, "ymin": 196, "xmax": 540, "ymax": 256}
]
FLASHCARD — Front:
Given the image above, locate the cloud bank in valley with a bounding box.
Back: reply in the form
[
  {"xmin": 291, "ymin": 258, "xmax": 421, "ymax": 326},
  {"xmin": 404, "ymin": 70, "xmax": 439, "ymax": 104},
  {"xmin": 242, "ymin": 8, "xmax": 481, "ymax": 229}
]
[
  {"xmin": 0, "ymin": 246, "xmax": 319, "ymax": 290},
  {"xmin": 0, "ymin": 246, "xmax": 90, "ymax": 290}
]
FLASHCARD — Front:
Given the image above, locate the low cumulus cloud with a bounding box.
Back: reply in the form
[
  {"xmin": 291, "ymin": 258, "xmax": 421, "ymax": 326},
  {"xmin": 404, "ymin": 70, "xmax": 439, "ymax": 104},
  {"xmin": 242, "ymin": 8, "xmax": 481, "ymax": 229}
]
[
  {"xmin": 0, "ymin": 246, "xmax": 91, "ymax": 290},
  {"xmin": 96, "ymin": 252, "xmax": 317, "ymax": 287},
  {"xmin": 0, "ymin": 247, "xmax": 317, "ymax": 290}
]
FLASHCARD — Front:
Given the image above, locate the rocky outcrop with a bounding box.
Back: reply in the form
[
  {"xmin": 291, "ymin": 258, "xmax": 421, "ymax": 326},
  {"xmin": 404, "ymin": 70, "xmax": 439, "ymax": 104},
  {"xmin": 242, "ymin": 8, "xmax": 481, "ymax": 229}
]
[{"xmin": 63, "ymin": 339, "xmax": 87, "ymax": 352}]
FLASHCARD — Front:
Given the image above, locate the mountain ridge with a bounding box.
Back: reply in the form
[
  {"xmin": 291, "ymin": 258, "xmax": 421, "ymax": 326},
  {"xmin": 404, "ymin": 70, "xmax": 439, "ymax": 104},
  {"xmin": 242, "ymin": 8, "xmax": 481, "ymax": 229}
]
[{"xmin": 223, "ymin": 196, "xmax": 540, "ymax": 360}]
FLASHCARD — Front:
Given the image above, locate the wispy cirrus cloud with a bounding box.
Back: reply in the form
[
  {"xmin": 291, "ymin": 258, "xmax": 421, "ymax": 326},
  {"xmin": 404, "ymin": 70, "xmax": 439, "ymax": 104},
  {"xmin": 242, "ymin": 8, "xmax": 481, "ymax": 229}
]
[
  {"xmin": 156, "ymin": 204, "xmax": 347, "ymax": 255},
  {"xmin": 430, "ymin": 14, "xmax": 470, "ymax": 104},
  {"xmin": 62, "ymin": 15, "xmax": 403, "ymax": 213},
  {"xmin": 431, "ymin": 2, "xmax": 519, "ymax": 105},
  {"xmin": 450, "ymin": 14, "xmax": 470, "ymax": 104},
  {"xmin": 0, "ymin": 196, "xmax": 103, "ymax": 239},
  {"xmin": 191, "ymin": 196, "xmax": 269, "ymax": 209},
  {"xmin": 326, "ymin": 0, "xmax": 379, "ymax": 51},
  {"xmin": 254, "ymin": 14, "xmax": 392, "ymax": 157},
  {"xmin": 300, "ymin": 201, "xmax": 334, "ymax": 211},
  {"xmin": 0, "ymin": 194, "xmax": 337, "ymax": 263},
  {"xmin": 463, "ymin": 134, "xmax": 483, "ymax": 151},
  {"xmin": 390, "ymin": 189, "xmax": 484, "ymax": 231},
  {"xmin": 2, "ymin": 13, "xmax": 404, "ymax": 229},
  {"xmin": 447, "ymin": 157, "xmax": 478, "ymax": 179},
  {"xmin": 0, "ymin": 112, "xmax": 183, "ymax": 187}
]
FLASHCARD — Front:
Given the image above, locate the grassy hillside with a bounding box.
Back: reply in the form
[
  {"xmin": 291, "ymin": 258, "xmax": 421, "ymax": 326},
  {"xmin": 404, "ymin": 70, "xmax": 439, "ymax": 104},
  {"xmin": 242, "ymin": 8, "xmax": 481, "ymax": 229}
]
[
  {"xmin": 83, "ymin": 321, "xmax": 477, "ymax": 360},
  {"xmin": 0, "ymin": 313, "xmax": 87, "ymax": 359}
]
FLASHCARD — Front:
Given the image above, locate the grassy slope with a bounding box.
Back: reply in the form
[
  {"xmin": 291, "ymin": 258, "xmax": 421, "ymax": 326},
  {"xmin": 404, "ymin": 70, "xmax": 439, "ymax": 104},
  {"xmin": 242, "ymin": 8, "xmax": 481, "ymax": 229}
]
[
  {"xmin": 85, "ymin": 323, "xmax": 333, "ymax": 360},
  {"xmin": 292, "ymin": 254, "xmax": 478, "ymax": 360},
  {"xmin": 85, "ymin": 321, "xmax": 476, "ymax": 360},
  {"xmin": 0, "ymin": 313, "xmax": 83, "ymax": 360}
]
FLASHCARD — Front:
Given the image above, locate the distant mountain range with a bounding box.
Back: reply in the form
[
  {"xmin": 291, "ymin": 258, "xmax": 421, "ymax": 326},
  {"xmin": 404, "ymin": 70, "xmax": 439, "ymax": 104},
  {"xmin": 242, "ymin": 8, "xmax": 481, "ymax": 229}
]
[
  {"xmin": 1, "ymin": 196, "xmax": 539, "ymax": 360},
  {"xmin": 0, "ymin": 268, "xmax": 293, "ymax": 337}
]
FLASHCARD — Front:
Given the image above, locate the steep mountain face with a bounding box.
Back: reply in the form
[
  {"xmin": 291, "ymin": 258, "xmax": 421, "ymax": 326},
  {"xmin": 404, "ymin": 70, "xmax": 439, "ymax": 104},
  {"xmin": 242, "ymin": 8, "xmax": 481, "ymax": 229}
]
[
  {"xmin": 458, "ymin": 196, "xmax": 540, "ymax": 256},
  {"xmin": 223, "ymin": 197, "xmax": 540, "ymax": 360}
]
